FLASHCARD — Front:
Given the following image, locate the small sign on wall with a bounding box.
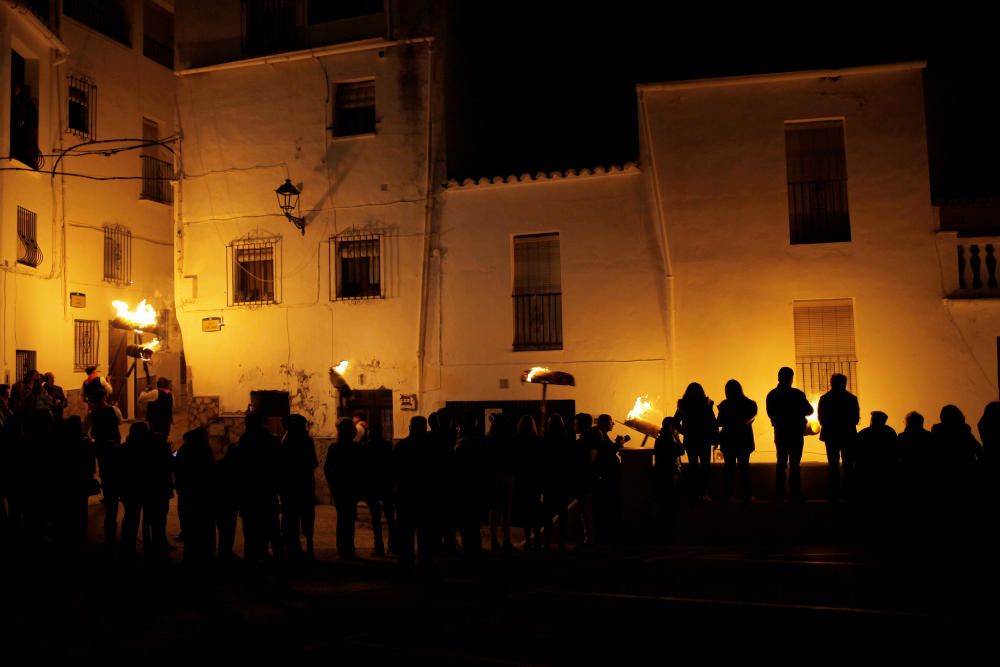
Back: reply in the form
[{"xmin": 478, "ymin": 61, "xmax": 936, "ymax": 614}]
[
  {"xmin": 201, "ymin": 317, "xmax": 223, "ymax": 332},
  {"xmin": 399, "ymin": 393, "xmax": 418, "ymax": 411},
  {"xmin": 70, "ymin": 292, "xmax": 86, "ymax": 308}
]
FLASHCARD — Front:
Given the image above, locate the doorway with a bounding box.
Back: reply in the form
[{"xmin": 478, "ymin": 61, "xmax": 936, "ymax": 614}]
[
  {"xmin": 108, "ymin": 322, "xmax": 129, "ymax": 417},
  {"xmin": 341, "ymin": 389, "xmax": 394, "ymax": 440}
]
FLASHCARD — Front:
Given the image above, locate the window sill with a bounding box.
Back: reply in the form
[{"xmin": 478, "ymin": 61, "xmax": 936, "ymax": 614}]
[
  {"xmin": 512, "ymin": 345, "xmax": 563, "ymax": 352},
  {"xmin": 327, "ymin": 131, "xmax": 377, "ymax": 142}
]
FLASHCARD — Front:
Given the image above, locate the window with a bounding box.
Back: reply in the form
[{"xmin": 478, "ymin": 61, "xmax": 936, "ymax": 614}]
[
  {"xmin": 143, "ymin": 1, "xmax": 174, "ymax": 68},
  {"xmin": 17, "ymin": 206, "xmax": 43, "ymax": 268},
  {"xmin": 10, "ymin": 49, "xmax": 41, "ymax": 170},
  {"xmin": 15, "ymin": 350, "xmax": 37, "ymax": 384},
  {"xmin": 64, "ymin": 0, "xmax": 131, "ymax": 46},
  {"xmin": 793, "ymin": 299, "xmax": 858, "ymax": 400},
  {"xmin": 228, "ymin": 238, "xmax": 280, "ymax": 305},
  {"xmin": 332, "ymin": 80, "xmax": 376, "ymax": 136},
  {"xmin": 140, "ymin": 118, "xmax": 173, "ymax": 204},
  {"xmin": 513, "ymin": 233, "xmax": 562, "ymax": 351},
  {"xmin": 785, "ymin": 120, "xmax": 850, "ymax": 244},
  {"xmin": 74, "ymin": 320, "xmax": 101, "ymax": 371},
  {"xmin": 242, "ymin": 0, "xmax": 300, "ymax": 55},
  {"xmin": 103, "ymin": 225, "xmax": 132, "ymax": 285},
  {"xmin": 68, "ymin": 75, "xmax": 97, "ymax": 140},
  {"xmin": 331, "ymin": 232, "xmax": 383, "ymax": 300}
]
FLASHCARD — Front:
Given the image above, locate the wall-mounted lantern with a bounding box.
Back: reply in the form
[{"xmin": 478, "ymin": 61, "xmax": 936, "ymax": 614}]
[{"xmin": 275, "ymin": 178, "xmax": 307, "ymax": 234}]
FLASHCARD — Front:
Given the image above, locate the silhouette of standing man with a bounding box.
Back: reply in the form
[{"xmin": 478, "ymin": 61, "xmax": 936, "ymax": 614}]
[
  {"xmin": 818, "ymin": 373, "xmax": 859, "ymax": 501},
  {"xmin": 766, "ymin": 367, "xmax": 812, "ymax": 502}
]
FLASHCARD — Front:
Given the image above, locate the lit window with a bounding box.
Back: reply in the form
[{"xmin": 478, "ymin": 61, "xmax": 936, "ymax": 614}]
[
  {"xmin": 332, "ymin": 232, "xmax": 383, "ymax": 299},
  {"xmin": 140, "ymin": 117, "xmax": 173, "ymax": 204},
  {"xmin": 229, "ymin": 238, "xmax": 279, "ymax": 305},
  {"xmin": 74, "ymin": 320, "xmax": 101, "ymax": 372},
  {"xmin": 793, "ymin": 299, "xmax": 858, "ymax": 399},
  {"xmin": 103, "ymin": 225, "xmax": 133, "ymax": 285},
  {"xmin": 17, "ymin": 206, "xmax": 42, "ymax": 268},
  {"xmin": 16, "ymin": 350, "xmax": 37, "ymax": 384},
  {"xmin": 332, "ymin": 80, "xmax": 376, "ymax": 136},
  {"xmin": 785, "ymin": 120, "xmax": 850, "ymax": 244},
  {"xmin": 513, "ymin": 233, "xmax": 562, "ymax": 351}
]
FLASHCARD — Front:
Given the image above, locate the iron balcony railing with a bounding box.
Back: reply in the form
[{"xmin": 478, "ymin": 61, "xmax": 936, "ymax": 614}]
[
  {"xmin": 797, "ymin": 358, "xmax": 859, "ymax": 399},
  {"xmin": 513, "ymin": 292, "xmax": 563, "ymax": 351},
  {"xmin": 788, "ymin": 179, "xmax": 851, "ymax": 244},
  {"xmin": 140, "ymin": 154, "xmax": 173, "ymax": 204},
  {"xmin": 63, "ymin": 0, "xmax": 131, "ymax": 46},
  {"xmin": 144, "ymin": 35, "xmax": 174, "ymax": 69}
]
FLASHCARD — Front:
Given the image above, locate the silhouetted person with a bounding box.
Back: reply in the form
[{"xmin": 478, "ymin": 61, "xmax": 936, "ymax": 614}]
[
  {"xmin": 394, "ymin": 416, "xmax": 436, "ymax": 575},
  {"xmin": 540, "ymin": 413, "xmax": 573, "ymax": 551},
  {"xmin": 897, "ymin": 411, "xmax": 934, "ymax": 497},
  {"xmin": 54, "ymin": 416, "xmax": 96, "ymax": 551},
  {"xmin": 487, "ymin": 413, "xmax": 515, "ymax": 552},
  {"xmin": 855, "ymin": 411, "xmax": 897, "ymax": 503},
  {"xmin": 82, "ymin": 366, "xmax": 113, "ymax": 406},
  {"xmin": 362, "ymin": 425, "xmax": 396, "ymax": 557},
  {"xmin": 513, "ymin": 414, "xmax": 543, "ymax": 550},
  {"xmin": 766, "ymin": 367, "xmax": 813, "ymax": 502},
  {"xmin": 653, "ymin": 417, "xmax": 685, "ymax": 541},
  {"xmin": 279, "ymin": 414, "xmax": 318, "ymax": 560},
  {"xmin": 213, "ymin": 437, "xmax": 240, "ymax": 561},
  {"xmin": 593, "ymin": 414, "xmax": 626, "ymax": 543},
  {"xmin": 176, "ymin": 428, "xmax": 215, "ymax": 565},
  {"xmin": 325, "ymin": 418, "xmax": 360, "ymax": 560},
  {"xmin": 119, "ymin": 422, "xmax": 151, "ymax": 560},
  {"xmin": 932, "ymin": 405, "xmax": 984, "ymax": 502},
  {"xmin": 818, "ymin": 374, "xmax": 860, "ymax": 501},
  {"xmin": 43, "ymin": 373, "xmax": 68, "ymax": 422},
  {"xmin": 717, "ymin": 379, "xmax": 757, "ymax": 502},
  {"xmin": 236, "ymin": 413, "xmax": 282, "ymax": 563},
  {"xmin": 454, "ymin": 414, "xmax": 490, "ymax": 562},
  {"xmin": 88, "ymin": 390, "xmax": 121, "ymax": 549},
  {"xmin": 429, "ymin": 410, "xmax": 459, "ymax": 555},
  {"xmin": 977, "ymin": 402, "xmax": 1000, "ymax": 486},
  {"xmin": 139, "ymin": 377, "xmax": 174, "ymax": 440},
  {"xmin": 142, "ymin": 432, "xmax": 174, "ymax": 560},
  {"xmin": 674, "ymin": 383, "xmax": 718, "ymax": 502},
  {"xmin": 573, "ymin": 413, "xmax": 598, "ymax": 546}
]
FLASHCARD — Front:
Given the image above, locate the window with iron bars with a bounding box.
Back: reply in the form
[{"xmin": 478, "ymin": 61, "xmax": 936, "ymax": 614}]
[
  {"xmin": 793, "ymin": 298, "xmax": 859, "ymax": 400},
  {"xmin": 513, "ymin": 233, "xmax": 562, "ymax": 351},
  {"xmin": 140, "ymin": 118, "xmax": 173, "ymax": 204},
  {"xmin": 103, "ymin": 225, "xmax": 132, "ymax": 285},
  {"xmin": 332, "ymin": 79, "xmax": 376, "ymax": 137},
  {"xmin": 785, "ymin": 119, "xmax": 851, "ymax": 245},
  {"xmin": 228, "ymin": 238, "xmax": 280, "ymax": 305},
  {"xmin": 74, "ymin": 320, "xmax": 100, "ymax": 372},
  {"xmin": 15, "ymin": 350, "xmax": 37, "ymax": 384},
  {"xmin": 331, "ymin": 232, "xmax": 383, "ymax": 300},
  {"xmin": 68, "ymin": 75, "xmax": 97, "ymax": 140},
  {"xmin": 17, "ymin": 206, "xmax": 43, "ymax": 268}
]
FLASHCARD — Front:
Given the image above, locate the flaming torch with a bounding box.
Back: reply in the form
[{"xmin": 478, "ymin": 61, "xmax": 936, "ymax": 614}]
[
  {"xmin": 623, "ymin": 395, "xmax": 662, "ymax": 445},
  {"xmin": 521, "ymin": 366, "xmax": 575, "ymax": 434},
  {"xmin": 111, "ymin": 299, "xmax": 159, "ymax": 335},
  {"xmin": 126, "ymin": 338, "xmax": 160, "ymax": 361},
  {"xmin": 805, "ymin": 398, "xmax": 821, "ymax": 436},
  {"xmin": 330, "ymin": 360, "xmax": 352, "ymax": 397}
]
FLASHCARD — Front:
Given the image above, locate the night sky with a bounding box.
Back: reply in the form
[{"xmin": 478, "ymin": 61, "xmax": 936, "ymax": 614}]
[{"xmin": 445, "ymin": 3, "xmax": 997, "ymax": 201}]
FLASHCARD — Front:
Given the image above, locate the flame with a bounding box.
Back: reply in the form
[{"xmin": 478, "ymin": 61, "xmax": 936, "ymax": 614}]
[
  {"xmin": 112, "ymin": 299, "xmax": 157, "ymax": 330},
  {"xmin": 143, "ymin": 339, "xmax": 161, "ymax": 352},
  {"xmin": 806, "ymin": 399, "xmax": 820, "ymax": 435},
  {"xmin": 333, "ymin": 360, "xmax": 349, "ymax": 376},
  {"xmin": 526, "ymin": 366, "xmax": 549, "ymax": 383},
  {"xmin": 627, "ymin": 395, "xmax": 653, "ymax": 421}
]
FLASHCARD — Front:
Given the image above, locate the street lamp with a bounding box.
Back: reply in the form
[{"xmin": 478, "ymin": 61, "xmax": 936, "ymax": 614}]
[{"xmin": 275, "ymin": 178, "xmax": 307, "ymax": 234}]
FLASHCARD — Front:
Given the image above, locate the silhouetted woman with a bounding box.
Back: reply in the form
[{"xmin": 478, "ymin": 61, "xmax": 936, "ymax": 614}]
[
  {"xmin": 89, "ymin": 390, "xmax": 121, "ymax": 550},
  {"xmin": 487, "ymin": 414, "xmax": 515, "ymax": 552},
  {"xmin": 176, "ymin": 428, "xmax": 215, "ymax": 564},
  {"xmin": 540, "ymin": 413, "xmax": 572, "ymax": 551},
  {"xmin": 932, "ymin": 405, "xmax": 984, "ymax": 502},
  {"xmin": 717, "ymin": 379, "xmax": 757, "ymax": 502},
  {"xmin": 653, "ymin": 417, "xmax": 685, "ymax": 540},
  {"xmin": 674, "ymin": 382, "xmax": 719, "ymax": 501},
  {"xmin": 279, "ymin": 414, "xmax": 318, "ymax": 560},
  {"xmin": 324, "ymin": 418, "xmax": 359, "ymax": 560},
  {"xmin": 119, "ymin": 422, "xmax": 150, "ymax": 560}
]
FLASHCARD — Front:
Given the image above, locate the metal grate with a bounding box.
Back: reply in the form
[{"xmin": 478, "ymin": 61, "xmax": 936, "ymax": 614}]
[
  {"xmin": 793, "ymin": 299, "xmax": 858, "ymax": 399},
  {"xmin": 15, "ymin": 350, "xmax": 37, "ymax": 384},
  {"xmin": 513, "ymin": 233, "xmax": 562, "ymax": 350},
  {"xmin": 67, "ymin": 75, "xmax": 97, "ymax": 139},
  {"xmin": 103, "ymin": 225, "xmax": 132, "ymax": 285},
  {"xmin": 140, "ymin": 155, "xmax": 173, "ymax": 204},
  {"xmin": 142, "ymin": 0, "xmax": 174, "ymax": 69},
  {"xmin": 228, "ymin": 238, "xmax": 280, "ymax": 306},
  {"xmin": 17, "ymin": 206, "xmax": 43, "ymax": 268},
  {"xmin": 74, "ymin": 320, "xmax": 100, "ymax": 371},
  {"xmin": 242, "ymin": 0, "xmax": 301, "ymax": 55},
  {"xmin": 331, "ymin": 232, "xmax": 383, "ymax": 300},
  {"xmin": 332, "ymin": 80, "xmax": 376, "ymax": 136},
  {"xmin": 786, "ymin": 120, "xmax": 851, "ymax": 245}
]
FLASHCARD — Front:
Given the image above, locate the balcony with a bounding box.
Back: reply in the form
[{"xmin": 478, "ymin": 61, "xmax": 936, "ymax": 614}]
[
  {"xmin": 939, "ymin": 232, "xmax": 1000, "ymax": 299},
  {"xmin": 513, "ymin": 292, "xmax": 563, "ymax": 351},
  {"xmin": 63, "ymin": 0, "xmax": 131, "ymax": 46},
  {"xmin": 140, "ymin": 155, "xmax": 173, "ymax": 204},
  {"xmin": 22, "ymin": 0, "xmax": 60, "ymax": 33}
]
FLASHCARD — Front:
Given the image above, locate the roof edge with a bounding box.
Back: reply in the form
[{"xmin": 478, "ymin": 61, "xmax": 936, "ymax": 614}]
[{"xmin": 443, "ymin": 162, "xmax": 639, "ymax": 192}]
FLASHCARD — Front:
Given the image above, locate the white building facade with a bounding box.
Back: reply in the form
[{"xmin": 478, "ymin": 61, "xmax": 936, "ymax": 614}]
[{"xmin": 1, "ymin": 0, "xmax": 180, "ymax": 417}]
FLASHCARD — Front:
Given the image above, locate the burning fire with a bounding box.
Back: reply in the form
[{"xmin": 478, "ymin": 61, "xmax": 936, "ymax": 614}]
[
  {"xmin": 526, "ymin": 366, "xmax": 550, "ymax": 383},
  {"xmin": 112, "ymin": 299, "xmax": 157, "ymax": 331},
  {"xmin": 333, "ymin": 360, "xmax": 349, "ymax": 376},
  {"xmin": 806, "ymin": 398, "xmax": 821, "ymax": 435},
  {"xmin": 627, "ymin": 395, "xmax": 653, "ymax": 421},
  {"xmin": 143, "ymin": 339, "xmax": 161, "ymax": 352}
]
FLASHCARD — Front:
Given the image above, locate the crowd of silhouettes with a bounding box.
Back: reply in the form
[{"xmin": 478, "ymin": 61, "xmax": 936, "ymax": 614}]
[{"xmin": 2, "ymin": 363, "xmax": 998, "ymax": 571}]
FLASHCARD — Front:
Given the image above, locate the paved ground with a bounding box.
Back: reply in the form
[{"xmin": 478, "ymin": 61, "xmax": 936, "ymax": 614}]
[{"xmin": 1, "ymin": 500, "xmax": 994, "ymax": 662}]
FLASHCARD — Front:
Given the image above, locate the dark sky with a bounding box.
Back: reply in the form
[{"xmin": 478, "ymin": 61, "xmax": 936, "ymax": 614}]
[{"xmin": 445, "ymin": 3, "xmax": 997, "ymax": 200}]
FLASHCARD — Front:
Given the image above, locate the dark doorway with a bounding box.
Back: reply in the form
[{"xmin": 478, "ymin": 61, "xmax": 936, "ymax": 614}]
[
  {"xmin": 108, "ymin": 323, "xmax": 129, "ymax": 418},
  {"xmin": 341, "ymin": 389, "xmax": 394, "ymax": 440},
  {"xmin": 251, "ymin": 390, "xmax": 290, "ymax": 437},
  {"xmin": 445, "ymin": 399, "xmax": 576, "ymax": 432}
]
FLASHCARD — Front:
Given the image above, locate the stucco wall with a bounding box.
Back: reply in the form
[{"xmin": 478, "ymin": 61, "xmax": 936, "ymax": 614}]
[{"xmin": 641, "ymin": 66, "xmax": 1000, "ymax": 460}]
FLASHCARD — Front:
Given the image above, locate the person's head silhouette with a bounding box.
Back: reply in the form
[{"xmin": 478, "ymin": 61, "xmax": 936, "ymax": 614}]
[
  {"xmin": 777, "ymin": 367, "xmax": 794, "ymax": 386},
  {"xmin": 830, "ymin": 374, "xmax": 848, "ymax": 391}
]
